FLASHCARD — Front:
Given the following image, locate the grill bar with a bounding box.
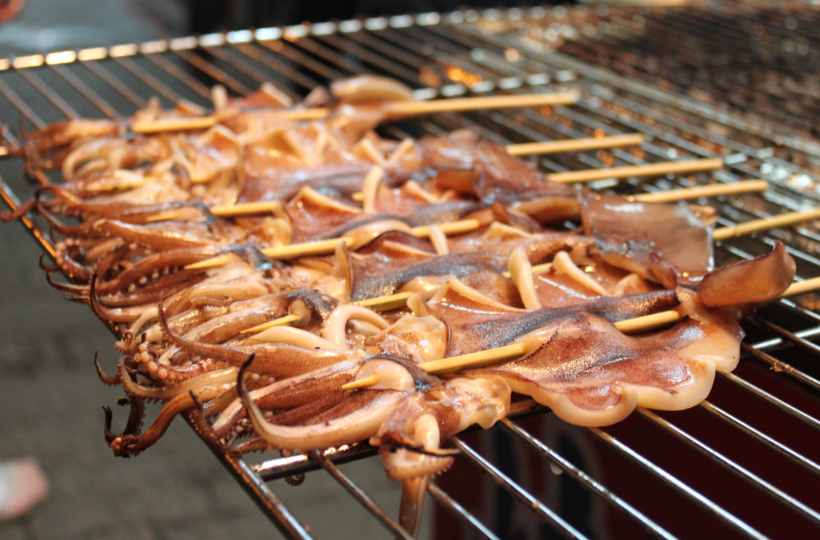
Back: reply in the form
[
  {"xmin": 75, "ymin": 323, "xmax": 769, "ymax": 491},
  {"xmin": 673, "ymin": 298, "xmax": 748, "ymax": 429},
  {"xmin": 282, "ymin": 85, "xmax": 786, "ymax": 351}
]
[
  {"xmin": 49, "ymin": 64, "xmax": 120, "ymax": 119},
  {"xmin": 112, "ymin": 56, "xmax": 184, "ymax": 104},
  {"xmin": 740, "ymin": 342, "xmax": 820, "ymax": 394},
  {"xmin": 699, "ymin": 400, "xmax": 820, "ymax": 477},
  {"xmin": 14, "ymin": 65, "xmax": 81, "ymax": 119},
  {"xmin": 1, "ymin": 9, "xmax": 819, "ymax": 539},
  {"xmin": 427, "ymin": 482, "xmax": 501, "ymax": 540},
  {"xmin": 720, "ymin": 372, "xmax": 820, "ymax": 433},
  {"xmin": 587, "ymin": 426, "xmax": 769, "ymax": 540},
  {"xmin": 452, "ymin": 437, "xmax": 589, "ymax": 540},
  {"xmin": 637, "ymin": 407, "xmax": 820, "ymax": 527},
  {"xmin": 79, "ymin": 60, "xmax": 147, "ymax": 108},
  {"xmin": 0, "ymin": 77, "xmax": 44, "ymax": 127},
  {"xmin": 309, "ymin": 450, "xmax": 415, "ymax": 540},
  {"xmin": 500, "ymin": 419, "xmax": 677, "ymax": 540}
]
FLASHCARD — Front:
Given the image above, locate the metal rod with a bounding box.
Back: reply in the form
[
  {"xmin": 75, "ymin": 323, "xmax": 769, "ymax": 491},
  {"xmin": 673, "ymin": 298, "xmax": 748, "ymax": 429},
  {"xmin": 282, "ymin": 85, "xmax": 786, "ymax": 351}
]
[
  {"xmin": 452, "ymin": 437, "xmax": 590, "ymax": 540},
  {"xmin": 699, "ymin": 400, "xmax": 820, "ymax": 477},
  {"xmin": 256, "ymin": 444, "xmax": 378, "ymax": 481},
  {"xmin": 14, "ymin": 66, "xmax": 80, "ymax": 119},
  {"xmin": 48, "ymin": 64, "xmax": 119, "ymax": 119},
  {"xmin": 191, "ymin": 418, "xmax": 314, "ymax": 540},
  {"xmin": 173, "ymin": 49, "xmax": 252, "ymax": 95},
  {"xmin": 637, "ymin": 407, "xmax": 820, "ymax": 527},
  {"xmin": 143, "ymin": 53, "xmax": 211, "ymax": 99},
  {"xmin": 500, "ymin": 419, "xmax": 678, "ymax": 540},
  {"xmin": 427, "ymin": 482, "xmax": 501, "ymax": 540},
  {"xmin": 740, "ymin": 342, "xmax": 820, "ymax": 395},
  {"xmin": 586, "ymin": 425, "xmax": 769, "ymax": 540},
  {"xmin": 79, "ymin": 60, "xmax": 147, "ymax": 108},
  {"xmin": 0, "ymin": 77, "xmax": 46, "ymax": 127},
  {"xmin": 112, "ymin": 56, "xmax": 184, "ymax": 104},
  {"xmin": 275, "ymin": 39, "xmax": 347, "ymax": 81},
  {"xmin": 309, "ymin": 450, "xmax": 415, "ymax": 540},
  {"xmin": 720, "ymin": 372, "xmax": 820, "ymax": 433},
  {"xmin": 0, "ymin": 175, "xmax": 55, "ymax": 258},
  {"xmin": 237, "ymin": 42, "xmax": 321, "ymax": 91}
]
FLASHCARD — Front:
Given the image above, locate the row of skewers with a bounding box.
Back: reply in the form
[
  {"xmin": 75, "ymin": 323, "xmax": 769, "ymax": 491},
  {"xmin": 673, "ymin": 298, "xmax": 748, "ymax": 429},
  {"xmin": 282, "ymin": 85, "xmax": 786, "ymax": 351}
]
[{"xmin": 3, "ymin": 75, "xmax": 816, "ymax": 537}]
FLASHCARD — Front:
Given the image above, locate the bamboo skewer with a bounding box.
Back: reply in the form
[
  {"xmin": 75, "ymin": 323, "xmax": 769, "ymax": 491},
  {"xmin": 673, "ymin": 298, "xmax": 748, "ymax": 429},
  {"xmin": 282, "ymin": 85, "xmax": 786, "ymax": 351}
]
[
  {"xmin": 187, "ymin": 170, "xmax": 764, "ymax": 270},
  {"xmin": 236, "ymin": 183, "xmax": 794, "ymax": 332},
  {"xmin": 350, "ymin": 158, "xmax": 724, "ymax": 203},
  {"xmin": 146, "ymin": 201, "xmax": 282, "ymax": 223},
  {"xmin": 242, "ymin": 202, "xmax": 820, "ymax": 346},
  {"xmin": 550, "ymin": 158, "xmax": 723, "ymax": 184},
  {"xmin": 506, "ymin": 134, "xmax": 645, "ymax": 156},
  {"xmin": 131, "ymin": 92, "xmax": 579, "ymax": 134},
  {"xmin": 210, "ymin": 200, "xmax": 281, "ymax": 217},
  {"xmin": 340, "ymin": 277, "xmax": 820, "ymax": 390},
  {"xmin": 713, "ymin": 208, "xmax": 820, "ymax": 241},
  {"xmin": 779, "ymin": 276, "xmax": 820, "ymax": 298},
  {"xmin": 326, "ymin": 206, "xmax": 820, "ymax": 331},
  {"xmin": 633, "ymin": 180, "xmax": 768, "ymax": 203},
  {"xmin": 243, "ymin": 261, "xmax": 561, "ymax": 334},
  {"xmin": 148, "ymin": 180, "xmax": 766, "ymax": 225},
  {"xmin": 186, "ymin": 218, "xmax": 482, "ymax": 269}
]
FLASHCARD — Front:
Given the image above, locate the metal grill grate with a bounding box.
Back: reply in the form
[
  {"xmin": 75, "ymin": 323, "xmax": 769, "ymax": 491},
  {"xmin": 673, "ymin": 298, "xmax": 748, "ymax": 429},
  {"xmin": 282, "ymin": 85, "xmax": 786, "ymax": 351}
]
[
  {"xmin": 2, "ymin": 8, "xmax": 820, "ymax": 539},
  {"xmin": 473, "ymin": 2, "xmax": 820, "ymax": 143}
]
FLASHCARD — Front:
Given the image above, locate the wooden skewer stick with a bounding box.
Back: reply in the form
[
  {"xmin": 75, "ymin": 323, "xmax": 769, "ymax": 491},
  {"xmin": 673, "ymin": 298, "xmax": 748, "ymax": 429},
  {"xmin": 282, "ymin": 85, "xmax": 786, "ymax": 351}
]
[
  {"xmin": 241, "ymin": 291, "xmax": 421, "ymax": 335},
  {"xmin": 239, "ymin": 313, "xmax": 300, "ymax": 335},
  {"xmin": 346, "ymin": 207, "xmax": 819, "ymax": 312},
  {"xmin": 344, "ymin": 134, "xmax": 649, "ymax": 201},
  {"xmin": 550, "ymin": 158, "xmax": 723, "ymax": 184},
  {"xmin": 340, "ymin": 276, "xmax": 820, "ymax": 390},
  {"xmin": 780, "ymin": 277, "xmax": 820, "ymax": 299},
  {"xmin": 211, "ymin": 200, "xmax": 281, "ymax": 217},
  {"xmin": 713, "ymin": 208, "xmax": 820, "ymax": 241},
  {"xmin": 506, "ymin": 134, "xmax": 645, "ymax": 156},
  {"xmin": 146, "ymin": 201, "xmax": 282, "ymax": 223},
  {"xmin": 185, "ymin": 218, "xmax": 482, "ymax": 269},
  {"xmin": 131, "ymin": 92, "xmax": 578, "ymax": 134},
  {"xmin": 244, "ymin": 262, "xmax": 560, "ymax": 335},
  {"xmin": 634, "ymin": 180, "xmax": 768, "ymax": 204},
  {"xmin": 253, "ymin": 201, "xmax": 819, "ymax": 338},
  {"xmin": 240, "ymin": 183, "xmax": 784, "ymax": 326}
]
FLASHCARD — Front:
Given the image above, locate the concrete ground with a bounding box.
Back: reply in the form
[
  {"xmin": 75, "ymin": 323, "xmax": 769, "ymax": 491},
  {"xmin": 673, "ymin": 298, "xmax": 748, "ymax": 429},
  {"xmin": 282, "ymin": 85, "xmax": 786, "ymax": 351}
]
[{"xmin": 0, "ymin": 2, "xmax": 417, "ymax": 539}]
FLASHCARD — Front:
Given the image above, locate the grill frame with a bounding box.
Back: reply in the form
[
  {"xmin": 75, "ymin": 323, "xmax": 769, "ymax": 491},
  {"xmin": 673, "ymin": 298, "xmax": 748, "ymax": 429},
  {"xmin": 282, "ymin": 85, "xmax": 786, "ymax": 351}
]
[{"xmin": 1, "ymin": 7, "xmax": 820, "ymax": 539}]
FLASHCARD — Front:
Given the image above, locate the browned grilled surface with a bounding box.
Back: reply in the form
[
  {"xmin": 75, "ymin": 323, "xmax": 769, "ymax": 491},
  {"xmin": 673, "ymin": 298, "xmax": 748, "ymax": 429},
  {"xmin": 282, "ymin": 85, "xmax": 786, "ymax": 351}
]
[{"xmin": 1, "ymin": 9, "xmax": 820, "ymax": 540}]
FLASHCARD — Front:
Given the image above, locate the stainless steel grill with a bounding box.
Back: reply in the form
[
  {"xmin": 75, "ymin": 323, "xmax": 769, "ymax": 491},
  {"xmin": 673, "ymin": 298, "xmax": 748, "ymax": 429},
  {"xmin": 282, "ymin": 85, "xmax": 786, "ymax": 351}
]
[
  {"xmin": 476, "ymin": 2, "xmax": 820, "ymax": 142},
  {"xmin": 2, "ymin": 7, "xmax": 820, "ymax": 539}
]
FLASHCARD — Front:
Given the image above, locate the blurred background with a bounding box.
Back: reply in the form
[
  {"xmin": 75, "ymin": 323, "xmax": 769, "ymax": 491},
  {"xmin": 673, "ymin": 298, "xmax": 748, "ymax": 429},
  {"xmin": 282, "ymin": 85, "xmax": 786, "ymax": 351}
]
[{"xmin": 0, "ymin": 0, "xmax": 553, "ymax": 56}]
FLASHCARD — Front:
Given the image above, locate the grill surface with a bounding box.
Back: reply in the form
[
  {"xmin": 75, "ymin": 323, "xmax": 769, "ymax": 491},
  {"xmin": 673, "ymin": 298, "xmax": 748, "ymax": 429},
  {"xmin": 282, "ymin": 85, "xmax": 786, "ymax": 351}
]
[
  {"xmin": 2, "ymin": 7, "xmax": 820, "ymax": 539},
  {"xmin": 477, "ymin": 1, "xmax": 820, "ymax": 143}
]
